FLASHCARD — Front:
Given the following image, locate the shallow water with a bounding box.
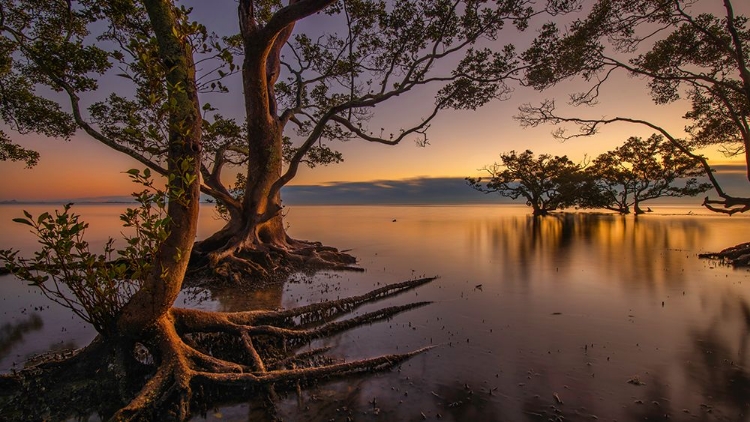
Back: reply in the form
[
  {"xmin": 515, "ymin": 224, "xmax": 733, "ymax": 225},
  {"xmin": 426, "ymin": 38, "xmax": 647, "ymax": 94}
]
[{"xmin": 1, "ymin": 203, "xmax": 749, "ymax": 421}]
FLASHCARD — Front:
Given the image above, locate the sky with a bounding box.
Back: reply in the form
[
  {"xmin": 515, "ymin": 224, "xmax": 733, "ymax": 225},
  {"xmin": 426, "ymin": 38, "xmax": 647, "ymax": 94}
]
[{"xmin": 1, "ymin": 0, "xmax": 749, "ymax": 202}]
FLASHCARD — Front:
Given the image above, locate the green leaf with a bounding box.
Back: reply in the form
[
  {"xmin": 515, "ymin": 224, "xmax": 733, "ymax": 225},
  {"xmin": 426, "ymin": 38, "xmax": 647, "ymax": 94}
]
[
  {"xmin": 37, "ymin": 212, "xmax": 50, "ymax": 224},
  {"xmin": 12, "ymin": 218, "xmax": 33, "ymax": 226}
]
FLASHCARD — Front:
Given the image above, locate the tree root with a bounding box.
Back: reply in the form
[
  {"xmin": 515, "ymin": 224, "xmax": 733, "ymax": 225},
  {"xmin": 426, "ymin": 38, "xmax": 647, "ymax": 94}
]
[
  {"xmin": 0, "ymin": 277, "xmax": 436, "ymax": 421},
  {"xmin": 190, "ymin": 238, "xmax": 362, "ymax": 286},
  {"xmin": 699, "ymin": 242, "xmax": 750, "ymax": 267}
]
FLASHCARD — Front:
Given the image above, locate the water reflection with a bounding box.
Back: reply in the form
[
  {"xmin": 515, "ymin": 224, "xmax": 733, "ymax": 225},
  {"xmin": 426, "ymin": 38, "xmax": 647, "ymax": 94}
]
[
  {"xmin": 0, "ymin": 314, "xmax": 43, "ymax": 361},
  {"xmin": 608, "ymin": 291, "xmax": 750, "ymax": 421},
  {"xmin": 683, "ymin": 292, "xmax": 750, "ymax": 418},
  {"xmin": 3, "ymin": 204, "xmax": 750, "ymax": 421},
  {"xmin": 181, "ymin": 282, "xmax": 285, "ymax": 313},
  {"xmin": 468, "ymin": 213, "xmax": 706, "ymax": 287}
]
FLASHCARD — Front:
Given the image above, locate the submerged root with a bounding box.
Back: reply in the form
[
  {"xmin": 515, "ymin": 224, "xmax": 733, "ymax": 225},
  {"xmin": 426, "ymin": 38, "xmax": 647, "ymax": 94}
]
[
  {"xmin": 0, "ymin": 277, "xmax": 436, "ymax": 421},
  {"xmin": 699, "ymin": 242, "xmax": 750, "ymax": 267}
]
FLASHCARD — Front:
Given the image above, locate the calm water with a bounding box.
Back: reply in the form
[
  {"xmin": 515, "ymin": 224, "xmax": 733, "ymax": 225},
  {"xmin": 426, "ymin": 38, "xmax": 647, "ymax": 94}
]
[{"xmin": 1, "ymin": 203, "xmax": 750, "ymax": 421}]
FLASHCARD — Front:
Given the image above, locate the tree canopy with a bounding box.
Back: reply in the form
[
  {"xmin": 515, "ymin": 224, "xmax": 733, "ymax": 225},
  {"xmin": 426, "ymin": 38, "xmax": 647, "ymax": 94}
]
[
  {"xmin": 468, "ymin": 139, "xmax": 711, "ymax": 215},
  {"xmin": 517, "ymin": 0, "xmax": 750, "ymax": 215},
  {"xmin": 467, "ymin": 149, "xmax": 587, "ymax": 216},
  {"xmin": 588, "ymin": 134, "xmax": 711, "ymax": 214}
]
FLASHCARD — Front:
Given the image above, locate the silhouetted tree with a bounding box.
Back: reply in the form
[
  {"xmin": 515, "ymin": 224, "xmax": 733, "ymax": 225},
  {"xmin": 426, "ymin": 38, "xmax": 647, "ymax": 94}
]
[
  {"xmin": 518, "ymin": 0, "xmax": 749, "ymax": 214},
  {"xmin": 589, "ymin": 134, "xmax": 711, "ymax": 214},
  {"xmin": 467, "ymin": 149, "xmax": 586, "ymax": 216}
]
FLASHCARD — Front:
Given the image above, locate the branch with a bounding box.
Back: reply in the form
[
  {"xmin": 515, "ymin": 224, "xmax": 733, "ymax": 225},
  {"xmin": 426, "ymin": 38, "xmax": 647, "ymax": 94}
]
[
  {"xmin": 199, "ymin": 162, "xmax": 240, "ymax": 210},
  {"xmin": 518, "ymin": 102, "xmax": 750, "ymax": 213},
  {"xmin": 721, "ymin": 0, "xmax": 750, "ymax": 104},
  {"xmin": 260, "ymin": 0, "xmax": 337, "ymax": 47},
  {"xmin": 58, "ymin": 79, "xmax": 169, "ymax": 177}
]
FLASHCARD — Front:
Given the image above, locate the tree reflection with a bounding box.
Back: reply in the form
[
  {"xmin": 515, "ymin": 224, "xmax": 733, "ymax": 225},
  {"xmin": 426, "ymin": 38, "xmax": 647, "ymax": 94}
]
[
  {"xmin": 682, "ymin": 292, "xmax": 750, "ymax": 417},
  {"xmin": 469, "ymin": 213, "xmax": 705, "ymax": 287},
  {"xmin": 183, "ymin": 280, "xmax": 285, "ymax": 313},
  {"xmin": 614, "ymin": 291, "xmax": 750, "ymax": 420},
  {"xmin": 0, "ymin": 314, "xmax": 43, "ymax": 361}
]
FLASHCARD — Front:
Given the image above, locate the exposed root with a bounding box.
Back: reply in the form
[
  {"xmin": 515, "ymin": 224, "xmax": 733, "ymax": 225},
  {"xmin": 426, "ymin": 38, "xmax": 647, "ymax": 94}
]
[
  {"xmin": 240, "ymin": 276, "xmax": 436, "ymax": 326},
  {"xmin": 189, "ymin": 238, "xmax": 361, "ymax": 286},
  {"xmin": 267, "ymin": 346, "xmax": 333, "ymax": 370},
  {"xmin": 699, "ymin": 242, "xmax": 750, "ymax": 267},
  {"xmin": 246, "ymin": 302, "xmax": 432, "ymax": 349},
  {"xmin": 0, "ymin": 277, "xmax": 436, "ymax": 421},
  {"xmin": 194, "ymin": 345, "xmax": 435, "ymax": 386}
]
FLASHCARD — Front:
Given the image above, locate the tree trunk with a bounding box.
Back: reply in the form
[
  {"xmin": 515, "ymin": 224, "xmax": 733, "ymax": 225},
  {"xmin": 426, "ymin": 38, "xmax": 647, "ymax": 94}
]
[
  {"xmin": 190, "ymin": 4, "xmax": 357, "ymax": 283},
  {"xmin": 531, "ymin": 205, "xmax": 548, "ymax": 216},
  {"xmin": 633, "ymin": 198, "xmax": 645, "ymax": 215},
  {"xmin": 116, "ymin": 0, "xmax": 202, "ymax": 338},
  {"xmin": 190, "ymin": 39, "xmax": 296, "ymax": 279},
  {"xmin": 191, "ymin": 125, "xmax": 357, "ymax": 283}
]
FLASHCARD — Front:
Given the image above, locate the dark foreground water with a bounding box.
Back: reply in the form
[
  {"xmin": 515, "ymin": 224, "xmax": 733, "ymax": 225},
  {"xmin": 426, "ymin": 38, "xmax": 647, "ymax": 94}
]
[{"xmin": 1, "ymin": 204, "xmax": 749, "ymax": 421}]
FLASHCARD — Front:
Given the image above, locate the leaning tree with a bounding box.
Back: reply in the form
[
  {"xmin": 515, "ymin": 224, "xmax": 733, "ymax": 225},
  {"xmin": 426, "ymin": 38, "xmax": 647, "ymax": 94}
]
[
  {"xmin": 467, "ymin": 149, "xmax": 588, "ymax": 216},
  {"xmin": 515, "ymin": 0, "xmax": 750, "ymax": 262},
  {"xmin": 588, "ymin": 134, "xmax": 711, "ymax": 214},
  {"xmin": 0, "ymin": 2, "xmax": 436, "ymax": 420},
  {"xmin": 0, "ymin": 0, "xmax": 580, "ymax": 281}
]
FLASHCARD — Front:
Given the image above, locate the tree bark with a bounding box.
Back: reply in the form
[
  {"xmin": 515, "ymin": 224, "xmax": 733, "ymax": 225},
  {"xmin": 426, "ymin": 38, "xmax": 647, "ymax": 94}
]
[
  {"xmin": 190, "ymin": 0, "xmax": 356, "ymax": 282},
  {"xmin": 116, "ymin": 0, "xmax": 202, "ymax": 338}
]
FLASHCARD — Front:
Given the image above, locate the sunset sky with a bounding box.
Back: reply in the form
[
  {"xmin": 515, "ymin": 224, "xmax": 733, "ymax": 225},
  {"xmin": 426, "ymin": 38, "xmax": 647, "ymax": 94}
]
[{"xmin": 1, "ymin": 0, "xmax": 748, "ymax": 202}]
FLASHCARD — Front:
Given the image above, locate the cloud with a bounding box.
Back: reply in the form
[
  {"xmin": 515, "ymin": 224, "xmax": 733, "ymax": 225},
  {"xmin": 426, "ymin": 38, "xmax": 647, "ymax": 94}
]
[
  {"xmin": 280, "ymin": 171, "xmax": 750, "ymax": 206},
  {"xmin": 709, "ymin": 165, "xmax": 750, "ymax": 196},
  {"xmin": 281, "ymin": 177, "xmax": 510, "ymax": 205},
  {"xmin": 709, "ymin": 163, "xmax": 747, "ymax": 174}
]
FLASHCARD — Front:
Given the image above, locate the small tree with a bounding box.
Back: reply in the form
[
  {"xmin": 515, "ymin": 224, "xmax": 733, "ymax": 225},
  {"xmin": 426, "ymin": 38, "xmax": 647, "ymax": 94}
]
[
  {"xmin": 0, "ymin": 170, "xmax": 167, "ymax": 335},
  {"xmin": 467, "ymin": 149, "xmax": 586, "ymax": 216},
  {"xmin": 588, "ymin": 134, "xmax": 711, "ymax": 214}
]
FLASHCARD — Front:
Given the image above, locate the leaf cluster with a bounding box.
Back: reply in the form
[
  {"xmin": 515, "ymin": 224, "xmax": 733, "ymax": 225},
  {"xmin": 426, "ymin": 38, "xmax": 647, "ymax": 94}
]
[
  {"xmin": 276, "ymin": 0, "xmax": 568, "ymax": 158},
  {"xmin": 586, "ymin": 134, "xmax": 711, "ymax": 212},
  {"xmin": 469, "ymin": 136, "xmax": 711, "ymax": 215},
  {"xmin": 467, "ymin": 149, "xmax": 586, "ymax": 214},
  {"xmin": 0, "ymin": 169, "xmax": 170, "ymax": 335},
  {"xmin": 520, "ymin": 0, "xmax": 750, "ymax": 157},
  {"xmin": 0, "ymin": 0, "xmax": 238, "ymax": 172},
  {"xmin": 0, "ymin": 129, "xmax": 39, "ymax": 167}
]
